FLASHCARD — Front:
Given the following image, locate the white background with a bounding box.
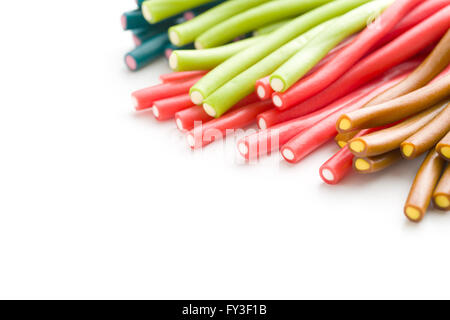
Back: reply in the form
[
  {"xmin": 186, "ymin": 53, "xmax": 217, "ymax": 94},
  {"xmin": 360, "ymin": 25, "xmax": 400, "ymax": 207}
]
[{"xmin": 0, "ymin": 1, "xmax": 449, "ymax": 300}]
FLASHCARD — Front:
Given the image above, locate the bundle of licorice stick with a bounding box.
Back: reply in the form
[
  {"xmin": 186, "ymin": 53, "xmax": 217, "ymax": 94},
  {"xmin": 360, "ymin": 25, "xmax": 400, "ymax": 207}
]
[{"xmin": 129, "ymin": 0, "xmax": 450, "ymax": 222}]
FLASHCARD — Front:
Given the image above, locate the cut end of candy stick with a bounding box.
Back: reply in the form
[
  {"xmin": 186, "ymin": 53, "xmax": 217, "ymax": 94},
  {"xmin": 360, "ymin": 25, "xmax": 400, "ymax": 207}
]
[
  {"xmin": 337, "ymin": 141, "xmax": 348, "ymax": 148},
  {"xmin": 349, "ymin": 140, "xmax": 366, "ymax": 154},
  {"xmin": 169, "ymin": 30, "xmax": 181, "ymax": 46},
  {"xmin": 282, "ymin": 148, "xmax": 295, "ymax": 162},
  {"xmin": 272, "ymin": 95, "xmax": 283, "ymax": 108},
  {"xmin": 125, "ymin": 55, "xmax": 137, "ymax": 71},
  {"xmin": 270, "ymin": 77, "xmax": 285, "ymax": 93},
  {"xmin": 152, "ymin": 106, "xmax": 160, "ymax": 119},
  {"xmin": 354, "ymin": 159, "xmax": 370, "ymax": 172},
  {"xmin": 258, "ymin": 118, "xmax": 267, "ymax": 130},
  {"xmin": 121, "ymin": 15, "xmax": 127, "ymax": 30},
  {"xmin": 440, "ymin": 146, "xmax": 450, "ymax": 159},
  {"xmin": 203, "ymin": 103, "xmax": 216, "ymax": 117},
  {"xmin": 132, "ymin": 34, "xmax": 142, "ymax": 46},
  {"xmin": 169, "ymin": 53, "xmax": 178, "ymax": 70},
  {"xmin": 338, "ymin": 117, "xmax": 352, "ymax": 131},
  {"xmin": 435, "ymin": 195, "xmax": 450, "ymax": 210},
  {"xmin": 187, "ymin": 133, "xmax": 195, "ymax": 149},
  {"xmin": 238, "ymin": 141, "xmax": 249, "ymax": 156},
  {"xmin": 131, "ymin": 95, "xmax": 139, "ymax": 110},
  {"xmin": 320, "ymin": 168, "xmax": 335, "ymax": 184},
  {"xmin": 257, "ymin": 86, "xmax": 266, "ymax": 99},
  {"xmin": 405, "ymin": 206, "xmax": 423, "ymax": 222},
  {"xmin": 401, "ymin": 143, "xmax": 415, "ymax": 158},
  {"xmin": 176, "ymin": 118, "xmax": 184, "ymax": 131},
  {"xmin": 190, "ymin": 90, "xmax": 204, "ymax": 105},
  {"xmin": 142, "ymin": 6, "xmax": 153, "ymax": 23},
  {"xmin": 194, "ymin": 40, "xmax": 204, "ymax": 50}
]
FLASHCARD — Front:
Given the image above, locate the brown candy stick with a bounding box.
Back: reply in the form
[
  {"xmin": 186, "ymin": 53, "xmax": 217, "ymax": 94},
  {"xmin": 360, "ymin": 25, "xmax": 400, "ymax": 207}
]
[{"xmin": 404, "ymin": 150, "xmax": 446, "ymax": 222}]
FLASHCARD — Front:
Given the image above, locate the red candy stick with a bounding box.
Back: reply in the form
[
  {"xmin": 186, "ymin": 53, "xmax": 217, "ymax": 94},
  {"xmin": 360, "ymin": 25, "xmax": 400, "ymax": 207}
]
[
  {"xmin": 254, "ymin": 36, "xmax": 356, "ymax": 101},
  {"xmin": 280, "ymin": 74, "xmax": 410, "ymax": 164},
  {"xmin": 259, "ymin": 58, "xmax": 421, "ymax": 129},
  {"xmin": 376, "ymin": 0, "xmax": 450, "ymax": 48},
  {"xmin": 319, "ymin": 129, "xmax": 373, "ymax": 185},
  {"xmin": 255, "ymin": 77, "xmax": 272, "ymax": 100},
  {"xmin": 132, "ymin": 76, "xmax": 201, "ymax": 111},
  {"xmin": 239, "ymin": 80, "xmax": 380, "ymax": 160},
  {"xmin": 273, "ymin": 0, "xmax": 423, "ymax": 110},
  {"xmin": 271, "ymin": 7, "xmax": 449, "ymax": 112},
  {"xmin": 188, "ymin": 100, "xmax": 273, "ymax": 149},
  {"xmin": 152, "ymin": 94, "xmax": 194, "ymax": 121},
  {"xmin": 159, "ymin": 71, "xmax": 209, "ymax": 83},
  {"xmin": 175, "ymin": 92, "xmax": 260, "ymax": 131}
]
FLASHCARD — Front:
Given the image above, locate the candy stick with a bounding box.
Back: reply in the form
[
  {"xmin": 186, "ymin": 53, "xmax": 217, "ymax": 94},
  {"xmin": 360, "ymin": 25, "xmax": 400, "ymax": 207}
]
[
  {"xmin": 258, "ymin": 33, "xmax": 356, "ymax": 101},
  {"xmin": 164, "ymin": 43, "xmax": 196, "ymax": 60},
  {"xmin": 255, "ymin": 39, "xmax": 350, "ymax": 101},
  {"xmin": 433, "ymin": 164, "xmax": 450, "ymax": 210},
  {"xmin": 159, "ymin": 71, "xmax": 209, "ymax": 83},
  {"xmin": 353, "ymin": 150, "xmax": 403, "ymax": 174},
  {"xmin": 125, "ymin": 33, "xmax": 170, "ymax": 71},
  {"xmin": 253, "ymin": 19, "xmax": 293, "ymax": 36},
  {"xmin": 188, "ymin": 100, "xmax": 273, "ymax": 149},
  {"xmin": 404, "ymin": 150, "xmax": 446, "ymax": 222},
  {"xmin": 436, "ymin": 131, "xmax": 450, "ymax": 161},
  {"xmin": 337, "ymin": 74, "xmax": 450, "ymax": 132},
  {"xmin": 319, "ymin": 129, "xmax": 374, "ymax": 185},
  {"xmin": 152, "ymin": 94, "xmax": 195, "ymax": 121},
  {"xmin": 132, "ymin": 76, "xmax": 202, "ymax": 111},
  {"xmin": 168, "ymin": 0, "xmax": 272, "ymax": 46},
  {"xmin": 189, "ymin": 0, "xmax": 368, "ymax": 105},
  {"xmin": 335, "ymin": 132, "xmax": 358, "ymax": 148},
  {"xmin": 366, "ymin": 30, "xmax": 450, "ymax": 107},
  {"xmin": 270, "ymin": 0, "xmax": 394, "ymax": 94},
  {"xmin": 348, "ymin": 103, "xmax": 446, "ymax": 157},
  {"xmin": 195, "ymin": 0, "xmax": 332, "ymax": 49},
  {"xmin": 202, "ymin": 19, "xmax": 334, "ymax": 117},
  {"xmin": 122, "ymin": 10, "xmax": 149, "ymax": 31},
  {"xmin": 375, "ymin": 0, "xmax": 450, "ymax": 48},
  {"xmin": 132, "ymin": 15, "xmax": 187, "ymax": 46},
  {"xmin": 280, "ymin": 74, "xmax": 408, "ymax": 164},
  {"xmin": 175, "ymin": 93, "xmax": 260, "ymax": 131},
  {"xmin": 270, "ymin": 0, "xmax": 421, "ymax": 100},
  {"xmin": 271, "ymin": 7, "xmax": 450, "ymax": 111},
  {"xmin": 256, "ymin": 77, "xmax": 272, "ymax": 100},
  {"xmin": 141, "ymin": 0, "xmax": 215, "ymax": 24},
  {"xmin": 401, "ymin": 101, "xmax": 450, "ymax": 159},
  {"xmin": 169, "ymin": 36, "xmax": 264, "ymax": 71},
  {"xmin": 239, "ymin": 75, "xmax": 392, "ymax": 159},
  {"xmin": 258, "ymin": 58, "xmax": 420, "ymax": 128}
]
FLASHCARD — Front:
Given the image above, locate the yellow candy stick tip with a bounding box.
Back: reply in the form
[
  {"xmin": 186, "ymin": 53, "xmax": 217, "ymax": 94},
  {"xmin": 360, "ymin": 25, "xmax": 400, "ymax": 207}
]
[
  {"xmin": 440, "ymin": 146, "xmax": 450, "ymax": 159},
  {"xmin": 355, "ymin": 158, "xmax": 370, "ymax": 171},
  {"xmin": 338, "ymin": 118, "xmax": 352, "ymax": 131},
  {"xmin": 349, "ymin": 140, "xmax": 365, "ymax": 153},
  {"xmin": 402, "ymin": 143, "xmax": 415, "ymax": 158},
  {"xmin": 405, "ymin": 206, "xmax": 422, "ymax": 222},
  {"xmin": 435, "ymin": 195, "xmax": 450, "ymax": 209}
]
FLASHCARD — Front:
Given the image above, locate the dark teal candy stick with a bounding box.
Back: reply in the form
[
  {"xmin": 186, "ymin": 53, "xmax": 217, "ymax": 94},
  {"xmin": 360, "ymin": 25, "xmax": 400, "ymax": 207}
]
[
  {"xmin": 121, "ymin": 10, "xmax": 149, "ymax": 31},
  {"xmin": 125, "ymin": 33, "xmax": 170, "ymax": 71},
  {"xmin": 132, "ymin": 16, "xmax": 186, "ymax": 46}
]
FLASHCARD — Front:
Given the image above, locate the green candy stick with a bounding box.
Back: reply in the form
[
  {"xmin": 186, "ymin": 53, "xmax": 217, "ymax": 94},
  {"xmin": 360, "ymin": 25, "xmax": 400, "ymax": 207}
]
[
  {"xmin": 195, "ymin": 0, "xmax": 327, "ymax": 49},
  {"xmin": 270, "ymin": 0, "xmax": 394, "ymax": 92},
  {"xmin": 168, "ymin": 0, "xmax": 273, "ymax": 47},
  {"xmin": 169, "ymin": 36, "xmax": 266, "ymax": 71},
  {"xmin": 253, "ymin": 19, "xmax": 293, "ymax": 36},
  {"xmin": 189, "ymin": 0, "xmax": 371, "ymax": 106},
  {"xmin": 202, "ymin": 20, "xmax": 334, "ymax": 117},
  {"xmin": 141, "ymin": 0, "xmax": 215, "ymax": 24}
]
